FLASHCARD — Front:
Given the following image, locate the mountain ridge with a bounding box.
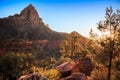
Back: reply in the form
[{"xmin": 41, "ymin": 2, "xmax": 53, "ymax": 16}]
[{"xmin": 0, "ymin": 4, "xmax": 67, "ymax": 41}]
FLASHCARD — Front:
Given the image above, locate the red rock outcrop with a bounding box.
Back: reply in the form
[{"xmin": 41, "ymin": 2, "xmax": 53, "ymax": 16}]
[
  {"xmin": 56, "ymin": 62, "xmax": 75, "ymax": 78},
  {"xmin": 74, "ymin": 57, "xmax": 94, "ymax": 76},
  {"xmin": 56, "ymin": 57, "xmax": 93, "ymax": 80},
  {"xmin": 56, "ymin": 62, "xmax": 75, "ymax": 72}
]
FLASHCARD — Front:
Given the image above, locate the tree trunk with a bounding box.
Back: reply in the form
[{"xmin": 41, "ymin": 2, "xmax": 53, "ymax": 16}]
[
  {"xmin": 107, "ymin": 23, "xmax": 115, "ymax": 80},
  {"xmin": 108, "ymin": 46, "xmax": 113, "ymax": 80}
]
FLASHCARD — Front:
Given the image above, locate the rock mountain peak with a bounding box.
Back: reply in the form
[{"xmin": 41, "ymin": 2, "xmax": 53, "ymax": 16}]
[
  {"xmin": 28, "ymin": 4, "xmax": 34, "ymax": 7},
  {"xmin": 0, "ymin": 4, "xmax": 67, "ymax": 41},
  {"xmin": 0, "ymin": 4, "xmax": 44, "ymax": 27},
  {"xmin": 20, "ymin": 4, "xmax": 39, "ymax": 18}
]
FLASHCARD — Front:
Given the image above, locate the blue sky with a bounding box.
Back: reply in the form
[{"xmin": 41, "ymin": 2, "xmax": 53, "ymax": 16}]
[{"xmin": 0, "ymin": 0, "xmax": 120, "ymax": 37}]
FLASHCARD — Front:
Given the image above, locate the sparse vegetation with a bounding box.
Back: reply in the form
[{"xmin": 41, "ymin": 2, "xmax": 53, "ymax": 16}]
[
  {"xmin": 0, "ymin": 52, "xmax": 37, "ymax": 80},
  {"xmin": 38, "ymin": 68, "xmax": 60, "ymax": 80},
  {"xmin": 91, "ymin": 68, "xmax": 108, "ymax": 80}
]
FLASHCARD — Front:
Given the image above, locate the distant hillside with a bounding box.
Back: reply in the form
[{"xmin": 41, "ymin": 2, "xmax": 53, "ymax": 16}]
[
  {"xmin": 0, "ymin": 4, "xmax": 90, "ymax": 57},
  {"xmin": 0, "ymin": 4, "xmax": 67, "ymax": 41}
]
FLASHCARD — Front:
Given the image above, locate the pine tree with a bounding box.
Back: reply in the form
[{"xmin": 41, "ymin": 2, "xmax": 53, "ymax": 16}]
[{"xmin": 97, "ymin": 7, "xmax": 120, "ymax": 80}]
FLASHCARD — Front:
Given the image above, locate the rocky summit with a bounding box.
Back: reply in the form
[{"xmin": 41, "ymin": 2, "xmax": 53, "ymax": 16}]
[
  {"xmin": 0, "ymin": 4, "xmax": 44, "ymax": 27},
  {"xmin": 0, "ymin": 4, "xmax": 66, "ymax": 41}
]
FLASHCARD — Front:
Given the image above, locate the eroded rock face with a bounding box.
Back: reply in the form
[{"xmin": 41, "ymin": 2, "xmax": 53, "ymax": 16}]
[{"xmin": 0, "ymin": 4, "xmax": 44, "ymax": 27}]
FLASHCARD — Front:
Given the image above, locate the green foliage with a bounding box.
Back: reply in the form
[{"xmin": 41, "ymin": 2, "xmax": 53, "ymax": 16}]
[
  {"xmin": 94, "ymin": 38, "xmax": 111, "ymax": 66},
  {"xmin": 0, "ymin": 52, "xmax": 37, "ymax": 80},
  {"xmin": 115, "ymin": 71, "xmax": 120, "ymax": 80},
  {"xmin": 90, "ymin": 7, "xmax": 120, "ymax": 80},
  {"xmin": 113, "ymin": 59, "xmax": 120, "ymax": 80},
  {"xmin": 38, "ymin": 68, "xmax": 60, "ymax": 80},
  {"xmin": 60, "ymin": 31, "xmax": 86, "ymax": 60},
  {"xmin": 39, "ymin": 56, "xmax": 58, "ymax": 68},
  {"xmin": 89, "ymin": 28, "xmax": 98, "ymax": 40},
  {"xmin": 40, "ymin": 60, "xmax": 50, "ymax": 68},
  {"xmin": 80, "ymin": 49, "xmax": 90, "ymax": 57},
  {"xmin": 96, "ymin": 7, "xmax": 120, "ymax": 65},
  {"xmin": 91, "ymin": 68, "xmax": 108, "ymax": 80},
  {"xmin": 114, "ymin": 59, "xmax": 120, "ymax": 71}
]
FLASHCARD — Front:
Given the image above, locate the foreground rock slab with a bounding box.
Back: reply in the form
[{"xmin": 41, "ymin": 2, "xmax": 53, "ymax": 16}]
[{"xmin": 18, "ymin": 72, "xmax": 48, "ymax": 80}]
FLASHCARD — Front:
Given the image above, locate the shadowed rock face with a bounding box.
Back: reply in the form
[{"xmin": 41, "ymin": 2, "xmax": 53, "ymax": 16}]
[
  {"xmin": 0, "ymin": 4, "xmax": 44, "ymax": 27},
  {"xmin": 73, "ymin": 57, "xmax": 94, "ymax": 76}
]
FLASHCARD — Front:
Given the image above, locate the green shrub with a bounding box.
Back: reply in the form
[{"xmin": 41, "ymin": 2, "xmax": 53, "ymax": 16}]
[
  {"xmin": 91, "ymin": 68, "xmax": 108, "ymax": 80},
  {"xmin": 115, "ymin": 71, "xmax": 120, "ymax": 80},
  {"xmin": 38, "ymin": 68, "xmax": 60, "ymax": 80},
  {"xmin": 0, "ymin": 52, "xmax": 36, "ymax": 80}
]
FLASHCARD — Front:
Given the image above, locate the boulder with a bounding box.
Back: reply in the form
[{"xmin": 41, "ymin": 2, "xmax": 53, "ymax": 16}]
[
  {"xmin": 56, "ymin": 57, "xmax": 93, "ymax": 79},
  {"xmin": 56, "ymin": 62, "xmax": 75, "ymax": 78},
  {"xmin": 56, "ymin": 62, "xmax": 75, "ymax": 72},
  {"xmin": 74, "ymin": 57, "xmax": 93, "ymax": 76},
  {"xmin": 18, "ymin": 72, "xmax": 48, "ymax": 80}
]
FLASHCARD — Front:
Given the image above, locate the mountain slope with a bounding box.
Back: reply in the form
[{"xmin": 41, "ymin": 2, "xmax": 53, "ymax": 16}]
[{"xmin": 0, "ymin": 4, "xmax": 66, "ymax": 41}]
